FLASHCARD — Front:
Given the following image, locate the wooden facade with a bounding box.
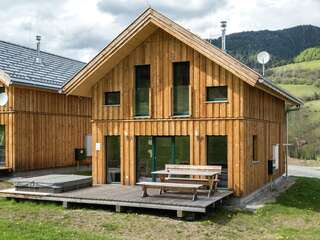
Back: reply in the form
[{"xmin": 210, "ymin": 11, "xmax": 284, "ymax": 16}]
[
  {"xmin": 65, "ymin": 9, "xmax": 301, "ymax": 197},
  {"xmin": 0, "ymin": 85, "xmax": 91, "ymax": 171},
  {"xmin": 89, "ymin": 29, "xmax": 286, "ymax": 196}
]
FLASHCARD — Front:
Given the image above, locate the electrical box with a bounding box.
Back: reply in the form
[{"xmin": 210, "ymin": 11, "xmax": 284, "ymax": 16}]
[
  {"xmin": 85, "ymin": 135, "xmax": 92, "ymax": 157},
  {"xmin": 272, "ymin": 144, "xmax": 279, "ymax": 170}
]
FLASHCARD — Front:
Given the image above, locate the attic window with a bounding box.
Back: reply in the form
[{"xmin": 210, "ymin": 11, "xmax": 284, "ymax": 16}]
[
  {"xmin": 105, "ymin": 91, "xmax": 120, "ymax": 106},
  {"xmin": 206, "ymin": 86, "xmax": 228, "ymax": 102}
]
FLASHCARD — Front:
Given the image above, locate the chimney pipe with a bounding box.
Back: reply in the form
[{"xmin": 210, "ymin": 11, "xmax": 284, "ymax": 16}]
[
  {"xmin": 35, "ymin": 35, "xmax": 42, "ymax": 64},
  {"xmin": 220, "ymin": 21, "xmax": 227, "ymax": 51}
]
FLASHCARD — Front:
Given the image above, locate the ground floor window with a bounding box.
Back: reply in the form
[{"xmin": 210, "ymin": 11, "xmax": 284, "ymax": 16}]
[
  {"xmin": 0, "ymin": 125, "xmax": 4, "ymax": 167},
  {"xmin": 105, "ymin": 136, "xmax": 120, "ymax": 183},
  {"xmin": 136, "ymin": 136, "xmax": 190, "ymax": 182},
  {"xmin": 207, "ymin": 135, "xmax": 228, "ymax": 187}
]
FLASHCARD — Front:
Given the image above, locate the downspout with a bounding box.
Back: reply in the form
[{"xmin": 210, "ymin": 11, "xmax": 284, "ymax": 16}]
[{"xmin": 285, "ymin": 105, "xmax": 301, "ymax": 178}]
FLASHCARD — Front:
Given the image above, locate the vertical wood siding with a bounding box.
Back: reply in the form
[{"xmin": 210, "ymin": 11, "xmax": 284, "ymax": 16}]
[
  {"xmin": 4, "ymin": 86, "xmax": 92, "ymax": 171},
  {"xmin": 91, "ymin": 28, "xmax": 286, "ymax": 197}
]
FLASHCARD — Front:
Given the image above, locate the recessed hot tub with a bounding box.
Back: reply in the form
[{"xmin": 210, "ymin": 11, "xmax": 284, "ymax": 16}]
[{"xmin": 14, "ymin": 174, "xmax": 92, "ymax": 193}]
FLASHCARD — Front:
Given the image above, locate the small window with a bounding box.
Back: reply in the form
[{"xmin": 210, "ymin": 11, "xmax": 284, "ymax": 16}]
[
  {"xmin": 105, "ymin": 92, "xmax": 120, "ymax": 106},
  {"xmin": 207, "ymin": 86, "xmax": 227, "ymax": 102},
  {"xmin": 253, "ymin": 135, "xmax": 258, "ymax": 162},
  {"xmin": 0, "ymin": 87, "xmax": 5, "ymax": 93}
]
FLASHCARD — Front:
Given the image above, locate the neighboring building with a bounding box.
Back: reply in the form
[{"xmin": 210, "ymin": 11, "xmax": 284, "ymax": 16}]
[
  {"xmin": 0, "ymin": 40, "xmax": 91, "ymax": 172},
  {"xmin": 64, "ymin": 8, "xmax": 302, "ymax": 197}
]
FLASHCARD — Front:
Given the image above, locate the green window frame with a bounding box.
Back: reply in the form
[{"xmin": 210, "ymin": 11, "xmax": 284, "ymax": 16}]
[
  {"xmin": 135, "ymin": 65, "xmax": 150, "ymax": 116},
  {"xmin": 105, "ymin": 91, "xmax": 120, "ymax": 106},
  {"xmin": 105, "ymin": 136, "xmax": 120, "ymax": 183},
  {"xmin": 136, "ymin": 136, "xmax": 190, "ymax": 182},
  {"xmin": 173, "ymin": 62, "xmax": 190, "ymax": 116},
  {"xmin": 206, "ymin": 86, "xmax": 228, "ymax": 102},
  {"xmin": 207, "ymin": 136, "xmax": 227, "ymax": 168}
]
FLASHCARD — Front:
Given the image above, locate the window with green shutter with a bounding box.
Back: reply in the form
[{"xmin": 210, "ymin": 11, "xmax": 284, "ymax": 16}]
[
  {"xmin": 207, "ymin": 136, "xmax": 227, "ymax": 167},
  {"xmin": 173, "ymin": 62, "xmax": 190, "ymax": 116},
  {"xmin": 135, "ymin": 65, "xmax": 150, "ymax": 116},
  {"xmin": 105, "ymin": 91, "xmax": 120, "ymax": 106},
  {"xmin": 206, "ymin": 86, "xmax": 227, "ymax": 102}
]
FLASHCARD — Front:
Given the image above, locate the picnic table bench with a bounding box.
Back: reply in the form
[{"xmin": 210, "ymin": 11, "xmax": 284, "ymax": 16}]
[
  {"xmin": 153, "ymin": 164, "xmax": 221, "ymax": 197},
  {"xmin": 136, "ymin": 182, "xmax": 203, "ymax": 201}
]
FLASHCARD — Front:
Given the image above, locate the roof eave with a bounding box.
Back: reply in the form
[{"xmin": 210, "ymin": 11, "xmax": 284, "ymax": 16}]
[{"xmin": 259, "ymin": 77, "xmax": 304, "ymax": 106}]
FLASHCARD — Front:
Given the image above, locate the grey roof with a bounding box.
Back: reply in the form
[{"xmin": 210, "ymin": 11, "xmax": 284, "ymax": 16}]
[{"xmin": 0, "ymin": 40, "xmax": 85, "ymax": 90}]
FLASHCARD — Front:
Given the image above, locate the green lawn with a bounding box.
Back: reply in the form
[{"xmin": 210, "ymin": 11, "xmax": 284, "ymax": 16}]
[
  {"xmin": 272, "ymin": 60, "xmax": 320, "ymax": 71},
  {"xmin": 278, "ymin": 84, "xmax": 320, "ymax": 99},
  {"xmin": 0, "ymin": 177, "xmax": 320, "ymax": 239}
]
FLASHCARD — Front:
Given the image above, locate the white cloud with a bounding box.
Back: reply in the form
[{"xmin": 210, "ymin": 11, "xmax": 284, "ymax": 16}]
[{"xmin": 0, "ymin": 0, "xmax": 319, "ymax": 62}]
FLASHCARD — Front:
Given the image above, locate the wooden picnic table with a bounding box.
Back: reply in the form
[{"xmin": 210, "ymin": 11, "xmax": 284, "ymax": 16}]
[{"xmin": 152, "ymin": 169, "xmax": 220, "ymax": 197}]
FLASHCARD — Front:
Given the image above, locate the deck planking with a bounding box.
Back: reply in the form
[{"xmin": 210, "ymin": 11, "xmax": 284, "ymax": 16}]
[{"xmin": 0, "ymin": 184, "xmax": 233, "ymax": 213}]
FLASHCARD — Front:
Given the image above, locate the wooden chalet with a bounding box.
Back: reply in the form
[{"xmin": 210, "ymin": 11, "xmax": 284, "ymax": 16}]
[
  {"xmin": 64, "ymin": 8, "xmax": 302, "ymax": 197},
  {"xmin": 0, "ymin": 40, "xmax": 91, "ymax": 172}
]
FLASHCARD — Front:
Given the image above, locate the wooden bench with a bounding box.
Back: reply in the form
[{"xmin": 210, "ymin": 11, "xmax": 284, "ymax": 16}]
[
  {"xmin": 163, "ymin": 164, "xmax": 222, "ymax": 197},
  {"xmin": 136, "ymin": 182, "xmax": 203, "ymax": 201}
]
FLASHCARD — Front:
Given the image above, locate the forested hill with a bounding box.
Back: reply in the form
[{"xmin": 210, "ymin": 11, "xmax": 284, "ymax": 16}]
[{"xmin": 210, "ymin": 25, "xmax": 320, "ymax": 69}]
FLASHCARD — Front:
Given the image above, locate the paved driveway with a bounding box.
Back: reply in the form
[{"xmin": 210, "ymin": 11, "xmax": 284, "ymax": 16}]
[{"xmin": 288, "ymin": 165, "xmax": 320, "ymax": 178}]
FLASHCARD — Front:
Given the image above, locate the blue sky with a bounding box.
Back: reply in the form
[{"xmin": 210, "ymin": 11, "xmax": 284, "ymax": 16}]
[{"xmin": 0, "ymin": 0, "xmax": 319, "ymax": 62}]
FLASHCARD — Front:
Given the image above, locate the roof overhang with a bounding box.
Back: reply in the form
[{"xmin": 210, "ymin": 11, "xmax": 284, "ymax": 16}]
[
  {"xmin": 0, "ymin": 69, "xmax": 11, "ymax": 87},
  {"xmin": 256, "ymin": 77, "xmax": 304, "ymax": 106}
]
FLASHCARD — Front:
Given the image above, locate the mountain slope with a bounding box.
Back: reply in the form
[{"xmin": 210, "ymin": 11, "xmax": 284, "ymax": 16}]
[
  {"xmin": 210, "ymin": 25, "xmax": 320, "ymax": 69},
  {"xmin": 267, "ymin": 52, "xmax": 320, "ymax": 159}
]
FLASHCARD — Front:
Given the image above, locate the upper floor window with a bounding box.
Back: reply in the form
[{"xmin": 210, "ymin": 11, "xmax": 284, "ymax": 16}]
[
  {"xmin": 135, "ymin": 65, "xmax": 150, "ymax": 116},
  {"xmin": 206, "ymin": 86, "xmax": 227, "ymax": 102},
  {"xmin": 173, "ymin": 62, "xmax": 190, "ymax": 116},
  {"xmin": 105, "ymin": 91, "xmax": 120, "ymax": 106}
]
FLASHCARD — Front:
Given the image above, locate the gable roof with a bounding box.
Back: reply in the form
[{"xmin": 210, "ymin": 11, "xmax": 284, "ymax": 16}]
[
  {"xmin": 0, "ymin": 40, "xmax": 85, "ymax": 91},
  {"xmin": 63, "ymin": 8, "xmax": 303, "ymax": 105}
]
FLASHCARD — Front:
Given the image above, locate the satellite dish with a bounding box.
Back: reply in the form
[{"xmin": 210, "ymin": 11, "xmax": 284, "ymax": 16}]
[
  {"xmin": 257, "ymin": 51, "xmax": 270, "ymax": 76},
  {"xmin": 0, "ymin": 92, "xmax": 8, "ymax": 107},
  {"xmin": 257, "ymin": 51, "xmax": 270, "ymax": 64}
]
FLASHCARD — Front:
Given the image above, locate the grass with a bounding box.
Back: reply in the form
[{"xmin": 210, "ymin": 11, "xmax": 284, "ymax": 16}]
[
  {"xmin": 272, "ymin": 59, "xmax": 320, "ymax": 71},
  {"xmin": 278, "ymin": 84, "xmax": 320, "ymax": 99},
  {"xmin": 0, "ymin": 177, "xmax": 319, "ymax": 239}
]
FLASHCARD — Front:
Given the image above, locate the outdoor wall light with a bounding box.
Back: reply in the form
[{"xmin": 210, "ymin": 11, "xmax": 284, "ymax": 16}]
[
  {"xmin": 195, "ymin": 130, "xmax": 202, "ymax": 141},
  {"xmin": 124, "ymin": 130, "xmax": 133, "ymax": 140}
]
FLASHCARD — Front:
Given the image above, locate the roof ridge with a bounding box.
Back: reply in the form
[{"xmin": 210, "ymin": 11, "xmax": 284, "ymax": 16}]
[{"xmin": 0, "ymin": 40, "xmax": 86, "ymax": 64}]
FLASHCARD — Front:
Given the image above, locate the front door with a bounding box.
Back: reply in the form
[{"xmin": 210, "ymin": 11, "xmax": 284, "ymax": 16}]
[
  {"xmin": 105, "ymin": 136, "xmax": 120, "ymax": 183},
  {"xmin": 136, "ymin": 136, "xmax": 190, "ymax": 182},
  {"xmin": 0, "ymin": 125, "xmax": 5, "ymax": 167}
]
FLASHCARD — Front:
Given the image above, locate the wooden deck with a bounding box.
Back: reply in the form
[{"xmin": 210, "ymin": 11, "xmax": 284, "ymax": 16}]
[{"xmin": 0, "ymin": 184, "xmax": 233, "ymax": 216}]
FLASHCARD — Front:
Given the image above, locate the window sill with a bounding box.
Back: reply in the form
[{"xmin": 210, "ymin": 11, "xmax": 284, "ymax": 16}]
[
  {"xmin": 172, "ymin": 115, "xmax": 191, "ymax": 118},
  {"xmin": 104, "ymin": 105, "xmax": 120, "ymax": 107},
  {"xmin": 205, "ymin": 100, "xmax": 228, "ymax": 103},
  {"xmin": 252, "ymin": 161, "xmax": 260, "ymax": 164},
  {"xmin": 134, "ymin": 115, "xmax": 151, "ymax": 119}
]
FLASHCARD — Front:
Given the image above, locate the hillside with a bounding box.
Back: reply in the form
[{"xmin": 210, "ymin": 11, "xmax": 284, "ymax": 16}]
[
  {"xmin": 210, "ymin": 25, "xmax": 320, "ymax": 69},
  {"xmin": 267, "ymin": 57, "xmax": 320, "ymax": 160}
]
